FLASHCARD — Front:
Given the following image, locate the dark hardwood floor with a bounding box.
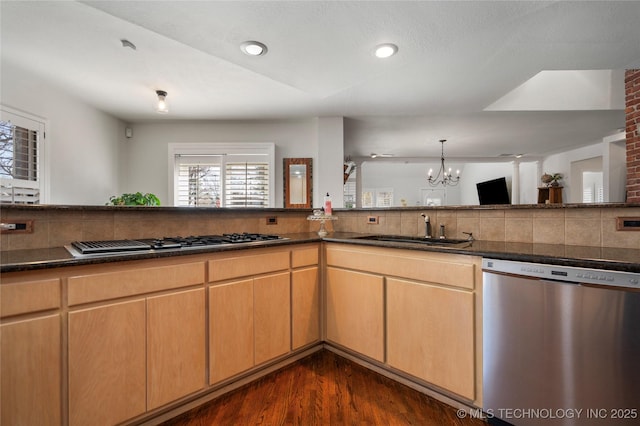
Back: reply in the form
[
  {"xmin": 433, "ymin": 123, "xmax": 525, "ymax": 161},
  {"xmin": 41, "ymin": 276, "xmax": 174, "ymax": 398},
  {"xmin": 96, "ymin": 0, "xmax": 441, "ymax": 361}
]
[{"xmin": 161, "ymin": 349, "xmax": 486, "ymax": 426}]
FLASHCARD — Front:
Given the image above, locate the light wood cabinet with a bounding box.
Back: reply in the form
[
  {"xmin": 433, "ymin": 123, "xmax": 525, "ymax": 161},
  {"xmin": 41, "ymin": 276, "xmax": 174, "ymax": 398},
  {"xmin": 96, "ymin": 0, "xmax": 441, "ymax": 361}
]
[
  {"xmin": 255, "ymin": 272, "xmax": 291, "ymax": 365},
  {"xmin": 1, "ymin": 277, "xmax": 61, "ymax": 426},
  {"xmin": 207, "ymin": 246, "xmax": 317, "ymax": 385},
  {"xmin": 0, "ymin": 242, "xmax": 326, "ymax": 424},
  {"xmin": 325, "ymin": 267, "xmax": 385, "ymax": 362},
  {"xmin": 67, "ymin": 260, "xmax": 206, "ymax": 425},
  {"xmin": 209, "ymin": 272, "xmax": 291, "ymax": 384},
  {"xmin": 1, "ymin": 315, "xmax": 61, "ymax": 426},
  {"xmin": 147, "ymin": 288, "xmax": 206, "ymax": 410},
  {"xmin": 292, "ymin": 266, "xmax": 320, "ymax": 349},
  {"xmin": 68, "ymin": 299, "xmax": 147, "ymax": 426},
  {"xmin": 325, "ymin": 243, "xmax": 481, "ymax": 403},
  {"xmin": 387, "ymin": 278, "xmax": 475, "ymax": 400},
  {"xmin": 209, "ymin": 279, "xmax": 255, "ymax": 384},
  {"xmin": 69, "ymin": 288, "xmax": 206, "ymax": 423},
  {"xmin": 291, "ymin": 245, "xmax": 321, "ymax": 349}
]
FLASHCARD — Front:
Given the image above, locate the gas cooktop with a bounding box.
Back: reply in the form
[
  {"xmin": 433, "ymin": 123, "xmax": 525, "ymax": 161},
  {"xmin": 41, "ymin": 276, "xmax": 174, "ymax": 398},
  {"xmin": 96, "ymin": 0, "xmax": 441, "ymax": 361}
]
[{"xmin": 66, "ymin": 233, "xmax": 287, "ymax": 258}]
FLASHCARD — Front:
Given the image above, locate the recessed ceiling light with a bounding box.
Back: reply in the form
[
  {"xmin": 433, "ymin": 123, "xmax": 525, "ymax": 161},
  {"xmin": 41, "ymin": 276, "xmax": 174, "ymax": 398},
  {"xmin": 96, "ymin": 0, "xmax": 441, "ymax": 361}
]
[
  {"xmin": 241, "ymin": 41, "xmax": 268, "ymax": 56},
  {"xmin": 374, "ymin": 43, "xmax": 398, "ymax": 59}
]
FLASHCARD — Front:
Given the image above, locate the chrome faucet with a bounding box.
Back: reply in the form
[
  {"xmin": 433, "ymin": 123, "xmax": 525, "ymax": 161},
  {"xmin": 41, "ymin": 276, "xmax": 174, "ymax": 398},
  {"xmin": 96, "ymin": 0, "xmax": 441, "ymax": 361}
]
[
  {"xmin": 439, "ymin": 224, "xmax": 446, "ymax": 239},
  {"xmin": 420, "ymin": 213, "xmax": 432, "ymax": 238},
  {"xmin": 462, "ymin": 231, "xmax": 475, "ymax": 241}
]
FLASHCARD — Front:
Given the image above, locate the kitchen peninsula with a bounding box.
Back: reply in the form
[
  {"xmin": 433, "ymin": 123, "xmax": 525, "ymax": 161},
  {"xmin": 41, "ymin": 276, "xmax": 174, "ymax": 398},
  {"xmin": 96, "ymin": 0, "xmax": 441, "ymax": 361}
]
[{"xmin": 1, "ymin": 203, "xmax": 639, "ymax": 425}]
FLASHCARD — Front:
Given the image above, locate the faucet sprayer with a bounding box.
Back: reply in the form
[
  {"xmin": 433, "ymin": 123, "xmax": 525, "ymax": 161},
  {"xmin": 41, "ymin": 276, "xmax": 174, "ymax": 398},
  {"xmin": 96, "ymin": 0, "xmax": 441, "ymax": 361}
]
[{"xmin": 420, "ymin": 213, "xmax": 432, "ymax": 238}]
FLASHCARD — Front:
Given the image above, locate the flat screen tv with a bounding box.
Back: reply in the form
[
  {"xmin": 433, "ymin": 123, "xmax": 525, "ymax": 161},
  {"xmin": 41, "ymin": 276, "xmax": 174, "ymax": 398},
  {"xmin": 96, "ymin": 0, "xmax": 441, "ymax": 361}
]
[{"xmin": 476, "ymin": 177, "xmax": 511, "ymax": 205}]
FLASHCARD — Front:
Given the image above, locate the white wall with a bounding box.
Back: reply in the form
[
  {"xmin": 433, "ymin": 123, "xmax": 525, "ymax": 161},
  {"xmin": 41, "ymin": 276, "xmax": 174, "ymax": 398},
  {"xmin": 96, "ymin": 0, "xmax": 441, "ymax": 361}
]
[
  {"xmin": 543, "ymin": 142, "xmax": 608, "ymax": 203},
  {"xmin": 1, "ymin": 60, "xmax": 125, "ymax": 205},
  {"xmin": 359, "ymin": 160, "xmax": 542, "ymax": 206},
  {"xmin": 316, "ymin": 117, "xmax": 345, "ymax": 208},
  {"xmin": 358, "ymin": 158, "xmax": 464, "ymax": 206},
  {"xmin": 125, "ymin": 119, "xmax": 319, "ymax": 207}
]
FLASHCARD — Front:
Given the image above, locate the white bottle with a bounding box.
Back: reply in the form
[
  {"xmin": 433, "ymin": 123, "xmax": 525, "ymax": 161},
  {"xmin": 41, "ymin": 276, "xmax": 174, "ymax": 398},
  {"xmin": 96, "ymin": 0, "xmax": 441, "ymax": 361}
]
[{"xmin": 324, "ymin": 192, "xmax": 332, "ymax": 215}]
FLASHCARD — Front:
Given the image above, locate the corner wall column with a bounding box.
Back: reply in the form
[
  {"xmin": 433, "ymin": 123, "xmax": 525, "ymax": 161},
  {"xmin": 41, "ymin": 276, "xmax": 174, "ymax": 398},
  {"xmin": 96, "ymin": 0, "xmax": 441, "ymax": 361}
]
[{"xmin": 625, "ymin": 69, "xmax": 640, "ymax": 202}]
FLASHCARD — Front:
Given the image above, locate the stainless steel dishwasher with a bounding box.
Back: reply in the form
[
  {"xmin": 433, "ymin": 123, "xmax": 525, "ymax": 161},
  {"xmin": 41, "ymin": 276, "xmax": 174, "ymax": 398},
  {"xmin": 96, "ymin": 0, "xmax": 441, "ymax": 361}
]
[{"xmin": 482, "ymin": 258, "xmax": 640, "ymax": 426}]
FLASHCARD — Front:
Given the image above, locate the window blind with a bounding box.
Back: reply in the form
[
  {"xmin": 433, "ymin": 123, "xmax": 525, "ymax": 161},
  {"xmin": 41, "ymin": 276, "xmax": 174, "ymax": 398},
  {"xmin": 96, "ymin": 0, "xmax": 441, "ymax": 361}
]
[
  {"xmin": 170, "ymin": 143, "xmax": 274, "ymax": 208},
  {"xmin": 224, "ymin": 162, "xmax": 269, "ymax": 208},
  {"xmin": 174, "ymin": 155, "xmax": 269, "ymax": 208},
  {"xmin": 0, "ymin": 120, "xmax": 40, "ymax": 204}
]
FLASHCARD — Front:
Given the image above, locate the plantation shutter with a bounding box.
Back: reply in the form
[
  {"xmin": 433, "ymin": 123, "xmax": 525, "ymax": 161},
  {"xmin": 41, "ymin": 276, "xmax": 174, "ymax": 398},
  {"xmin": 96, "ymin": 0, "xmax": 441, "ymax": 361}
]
[
  {"xmin": 171, "ymin": 143, "xmax": 274, "ymax": 208},
  {"xmin": 0, "ymin": 114, "xmax": 43, "ymax": 204},
  {"xmin": 175, "ymin": 155, "xmax": 222, "ymax": 207},
  {"xmin": 224, "ymin": 161, "xmax": 269, "ymax": 207}
]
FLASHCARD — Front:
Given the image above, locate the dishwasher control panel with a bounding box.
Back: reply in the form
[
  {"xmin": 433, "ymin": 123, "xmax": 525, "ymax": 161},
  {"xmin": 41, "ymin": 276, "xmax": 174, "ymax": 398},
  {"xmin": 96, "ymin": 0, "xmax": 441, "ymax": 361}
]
[{"xmin": 482, "ymin": 258, "xmax": 640, "ymax": 290}]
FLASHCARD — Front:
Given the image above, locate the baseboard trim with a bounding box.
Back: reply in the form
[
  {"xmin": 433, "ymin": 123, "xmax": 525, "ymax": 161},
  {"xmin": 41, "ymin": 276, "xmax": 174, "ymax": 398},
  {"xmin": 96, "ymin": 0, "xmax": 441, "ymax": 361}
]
[{"xmin": 323, "ymin": 343, "xmax": 481, "ymax": 414}]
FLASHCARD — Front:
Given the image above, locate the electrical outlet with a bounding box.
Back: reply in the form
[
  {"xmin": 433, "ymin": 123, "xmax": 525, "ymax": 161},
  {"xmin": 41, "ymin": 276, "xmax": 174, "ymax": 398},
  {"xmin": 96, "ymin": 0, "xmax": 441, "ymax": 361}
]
[
  {"xmin": 0, "ymin": 220, "xmax": 34, "ymax": 234},
  {"xmin": 266, "ymin": 216, "xmax": 278, "ymax": 225},
  {"xmin": 616, "ymin": 217, "xmax": 640, "ymax": 231},
  {"xmin": 367, "ymin": 216, "xmax": 379, "ymax": 224}
]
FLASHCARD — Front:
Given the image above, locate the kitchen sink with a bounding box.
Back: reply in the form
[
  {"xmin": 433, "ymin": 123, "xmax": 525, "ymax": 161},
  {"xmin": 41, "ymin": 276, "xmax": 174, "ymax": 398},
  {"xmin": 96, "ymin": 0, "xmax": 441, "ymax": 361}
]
[{"xmin": 353, "ymin": 235, "xmax": 472, "ymax": 247}]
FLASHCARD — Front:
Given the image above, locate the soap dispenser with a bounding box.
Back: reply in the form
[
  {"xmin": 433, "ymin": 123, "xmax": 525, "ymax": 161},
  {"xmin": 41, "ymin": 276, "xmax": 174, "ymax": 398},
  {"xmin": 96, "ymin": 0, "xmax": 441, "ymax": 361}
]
[{"xmin": 324, "ymin": 193, "xmax": 332, "ymax": 215}]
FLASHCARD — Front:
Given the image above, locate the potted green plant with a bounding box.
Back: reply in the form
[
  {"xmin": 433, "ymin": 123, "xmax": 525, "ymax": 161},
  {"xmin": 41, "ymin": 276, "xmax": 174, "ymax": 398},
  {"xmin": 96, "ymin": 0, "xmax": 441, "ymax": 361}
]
[
  {"xmin": 107, "ymin": 192, "xmax": 161, "ymax": 206},
  {"xmin": 541, "ymin": 173, "xmax": 562, "ymax": 187}
]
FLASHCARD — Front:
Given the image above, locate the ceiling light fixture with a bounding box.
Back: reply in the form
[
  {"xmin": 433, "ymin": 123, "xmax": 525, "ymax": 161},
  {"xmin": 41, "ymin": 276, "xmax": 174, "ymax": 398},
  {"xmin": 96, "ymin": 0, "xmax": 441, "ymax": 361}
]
[
  {"xmin": 374, "ymin": 43, "xmax": 398, "ymax": 59},
  {"xmin": 370, "ymin": 153, "xmax": 394, "ymax": 158},
  {"xmin": 155, "ymin": 90, "xmax": 169, "ymax": 114},
  {"xmin": 240, "ymin": 41, "xmax": 268, "ymax": 56},
  {"xmin": 427, "ymin": 139, "xmax": 460, "ymax": 186}
]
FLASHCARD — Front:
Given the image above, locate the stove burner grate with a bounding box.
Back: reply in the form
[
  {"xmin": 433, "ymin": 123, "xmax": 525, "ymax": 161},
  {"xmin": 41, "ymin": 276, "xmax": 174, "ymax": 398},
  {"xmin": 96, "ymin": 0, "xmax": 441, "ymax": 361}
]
[{"xmin": 69, "ymin": 233, "xmax": 287, "ymax": 255}]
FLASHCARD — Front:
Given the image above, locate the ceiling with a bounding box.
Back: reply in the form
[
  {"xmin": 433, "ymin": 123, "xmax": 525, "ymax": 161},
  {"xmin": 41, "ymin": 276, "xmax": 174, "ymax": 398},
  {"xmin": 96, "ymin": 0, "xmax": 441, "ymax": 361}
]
[{"xmin": 2, "ymin": 1, "xmax": 639, "ymax": 158}]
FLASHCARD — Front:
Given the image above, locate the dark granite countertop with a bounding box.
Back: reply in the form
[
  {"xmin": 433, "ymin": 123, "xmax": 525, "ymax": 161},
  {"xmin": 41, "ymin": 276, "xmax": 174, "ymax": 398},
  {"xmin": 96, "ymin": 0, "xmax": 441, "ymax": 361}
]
[
  {"xmin": 324, "ymin": 233, "xmax": 640, "ymax": 273},
  {"xmin": 0, "ymin": 234, "xmax": 322, "ymax": 273},
  {"xmin": 2, "ymin": 232, "xmax": 638, "ymax": 274}
]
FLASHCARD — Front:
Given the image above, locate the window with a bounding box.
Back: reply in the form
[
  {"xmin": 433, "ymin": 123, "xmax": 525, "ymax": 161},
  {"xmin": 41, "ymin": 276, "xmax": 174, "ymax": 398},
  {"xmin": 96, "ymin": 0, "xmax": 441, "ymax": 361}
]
[
  {"xmin": 361, "ymin": 187, "xmax": 394, "ymax": 207},
  {"xmin": 175, "ymin": 156, "xmax": 222, "ymax": 207},
  {"xmin": 0, "ymin": 107, "xmax": 46, "ymax": 204},
  {"xmin": 170, "ymin": 143, "xmax": 274, "ymax": 207},
  {"xmin": 343, "ymin": 168, "xmax": 356, "ymax": 209}
]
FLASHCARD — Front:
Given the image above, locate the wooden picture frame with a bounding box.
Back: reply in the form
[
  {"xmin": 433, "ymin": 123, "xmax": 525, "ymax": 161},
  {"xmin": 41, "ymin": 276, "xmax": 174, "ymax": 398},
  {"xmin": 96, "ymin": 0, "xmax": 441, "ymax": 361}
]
[{"xmin": 284, "ymin": 158, "xmax": 312, "ymax": 208}]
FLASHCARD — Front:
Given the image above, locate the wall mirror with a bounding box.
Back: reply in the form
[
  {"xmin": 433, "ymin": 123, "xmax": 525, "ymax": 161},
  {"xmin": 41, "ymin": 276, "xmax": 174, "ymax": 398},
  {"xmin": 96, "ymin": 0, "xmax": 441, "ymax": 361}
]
[{"xmin": 284, "ymin": 158, "xmax": 312, "ymax": 208}]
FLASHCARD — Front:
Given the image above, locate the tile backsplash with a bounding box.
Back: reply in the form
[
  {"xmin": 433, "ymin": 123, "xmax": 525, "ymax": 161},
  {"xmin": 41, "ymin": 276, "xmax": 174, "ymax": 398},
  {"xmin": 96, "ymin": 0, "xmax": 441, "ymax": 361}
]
[
  {"xmin": 331, "ymin": 206, "xmax": 640, "ymax": 249},
  {"xmin": 2, "ymin": 205, "xmax": 639, "ymax": 251}
]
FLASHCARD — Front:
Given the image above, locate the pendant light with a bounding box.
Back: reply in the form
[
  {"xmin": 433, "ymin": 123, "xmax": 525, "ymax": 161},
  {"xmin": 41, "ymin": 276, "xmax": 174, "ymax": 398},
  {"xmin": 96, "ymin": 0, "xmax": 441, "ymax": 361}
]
[
  {"xmin": 427, "ymin": 139, "xmax": 460, "ymax": 186},
  {"xmin": 155, "ymin": 90, "xmax": 169, "ymax": 114}
]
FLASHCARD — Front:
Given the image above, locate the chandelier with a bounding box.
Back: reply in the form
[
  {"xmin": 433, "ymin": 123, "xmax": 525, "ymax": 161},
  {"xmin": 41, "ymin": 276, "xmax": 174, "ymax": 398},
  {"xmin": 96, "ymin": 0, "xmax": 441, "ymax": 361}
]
[{"xmin": 427, "ymin": 139, "xmax": 460, "ymax": 186}]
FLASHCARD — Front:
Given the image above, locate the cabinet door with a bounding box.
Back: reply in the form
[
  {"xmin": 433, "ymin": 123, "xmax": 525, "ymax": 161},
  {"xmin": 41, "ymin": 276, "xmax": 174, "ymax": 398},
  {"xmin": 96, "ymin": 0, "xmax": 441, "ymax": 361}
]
[
  {"xmin": 387, "ymin": 278, "xmax": 475, "ymax": 400},
  {"xmin": 1, "ymin": 315, "xmax": 61, "ymax": 426},
  {"xmin": 209, "ymin": 279, "xmax": 254, "ymax": 384},
  {"xmin": 326, "ymin": 267, "xmax": 384, "ymax": 362},
  {"xmin": 68, "ymin": 299, "xmax": 146, "ymax": 426},
  {"xmin": 254, "ymin": 272, "xmax": 291, "ymax": 365},
  {"xmin": 147, "ymin": 288, "xmax": 205, "ymax": 409},
  {"xmin": 292, "ymin": 267, "xmax": 320, "ymax": 350}
]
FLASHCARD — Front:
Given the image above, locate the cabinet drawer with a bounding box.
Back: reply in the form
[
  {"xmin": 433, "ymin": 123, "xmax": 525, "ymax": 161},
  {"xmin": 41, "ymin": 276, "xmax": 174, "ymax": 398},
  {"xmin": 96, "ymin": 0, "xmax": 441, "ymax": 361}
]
[
  {"xmin": 208, "ymin": 251, "xmax": 289, "ymax": 282},
  {"xmin": 291, "ymin": 246, "xmax": 319, "ymax": 268},
  {"xmin": 326, "ymin": 244, "xmax": 478, "ymax": 290},
  {"xmin": 68, "ymin": 262, "xmax": 205, "ymax": 306},
  {"xmin": 1, "ymin": 279, "xmax": 60, "ymax": 318}
]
